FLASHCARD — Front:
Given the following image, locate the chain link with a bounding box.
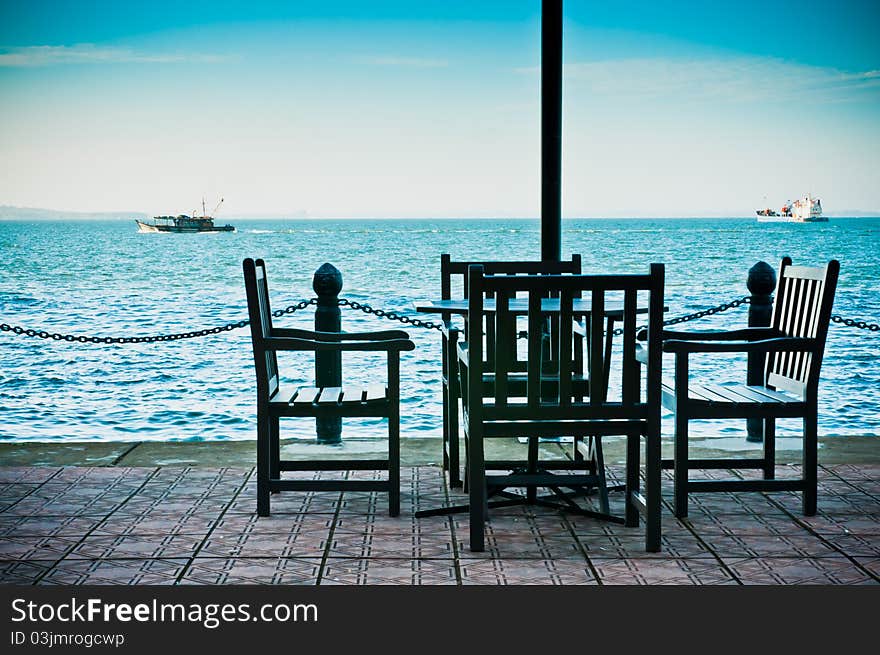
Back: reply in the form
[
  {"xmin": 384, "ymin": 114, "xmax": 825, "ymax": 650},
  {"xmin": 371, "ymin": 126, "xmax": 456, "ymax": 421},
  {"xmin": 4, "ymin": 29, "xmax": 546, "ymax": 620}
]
[
  {"xmin": 612, "ymin": 295, "xmax": 752, "ymax": 336},
  {"xmin": 0, "ymin": 299, "xmax": 316, "ymax": 344},
  {"xmin": 337, "ymin": 298, "xmax": 442, "ymax": 331},
  {"xmin": 830, "ymin": 315, "xmax": 880, "ymax": 332},
  {"xmin": 3, "ymin": 293, "xmax": 878, "ymax": 344}
]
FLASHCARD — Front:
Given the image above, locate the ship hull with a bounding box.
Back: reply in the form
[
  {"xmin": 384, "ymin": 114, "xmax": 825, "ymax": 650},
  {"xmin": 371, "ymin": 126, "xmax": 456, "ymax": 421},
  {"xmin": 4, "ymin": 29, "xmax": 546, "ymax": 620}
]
[
  {"xmin": 756, "ymin": 215, "xmax": 827, "ymax": 223},
  {"xmin": 136, "ymin": 220, "xmax": 235, "ymax": 233}
]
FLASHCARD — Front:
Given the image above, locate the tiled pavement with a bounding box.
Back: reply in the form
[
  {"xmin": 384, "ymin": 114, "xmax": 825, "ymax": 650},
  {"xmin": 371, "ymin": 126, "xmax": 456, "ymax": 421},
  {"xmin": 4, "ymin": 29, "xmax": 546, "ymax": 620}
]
[{"xmin": 1, "ymin": 464, "xmax": 878, "ymax": 585}]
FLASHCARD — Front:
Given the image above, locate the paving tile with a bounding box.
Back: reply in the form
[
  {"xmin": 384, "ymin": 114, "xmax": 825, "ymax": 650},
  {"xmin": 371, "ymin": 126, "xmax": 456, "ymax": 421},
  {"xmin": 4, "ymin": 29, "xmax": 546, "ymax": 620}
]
[
  {"xmin": 68, "ymin": 534, "xmax": 203, "ymax": 559},
  {"xmin": 819, "ymin": 534, "xmax": 880, "ymax": 557},
  {"xmin": 0, "ymin": 515, "xmax": 102, "ymax": 538},
  {"xmin": 119, "ymin": 496, "xmax": 230, "ymax": 515},
  {"xmin": 774, "ymin": 493, "xmax": 880, "ymax": 516},
  {"xmin": 685, "ymin": 493, "xmax": 790, "ymax": 516},
  {"xmin": 578, "ymin": 532, "xmax": 715, "ymax": 559},
  {"xmin": 851, "ymin": 558, "xmax": 880, "ymax": 580},
  {"xmin": 321, "ymin": 558, "xmax": 457, "ymax": 585},
  {"xmin": 816, "ymin": 478, "xmax": 868, "ymax": 495},
  {"xmin": 0, "ymin": 559, "xmax": 54, "ymax": 584},
  {"xmin": 459, "ymin": 558, "xmax": 598, "ymax": 585},
  {"xmin": 50, "ymin": 467, "xmax": 155, "ymax": 485},
  {"xmin": 3, "ymin": 496, "xmax": 124, "ymax": 517},
  {"xmin": 91, "ymin": 512, "xmax": 218, "ymax": 536},
  {"xmin": 0, "ymin": 535, "xmax": 80, "ymax": 560},
  {"xmin": 326, "ymin": 530, "xmax": 454, "ymax": 559},
  {"xmin": 3, "ymin": 462, "xmax": 880, "ymax": 586},
  {"xmin": 723, "ymin": 556, "xmax": 877, "ymax": 585},
  {"xmin": 0, "ymin": 467, "xmax": 60, "ymax": 484},
  {"xmin": 0, "ymin": 483, "xmax": 41, "ymax": 502},
  {"xmin": 226, "ymin": 490, "xmax": 340, "ymax": 515},
  {"xmin": 697, "ymin": 532, "xmax": 839, "ymax": 558},
  {"xmin": 335, "ymin": 512, "xmax": 443, "ymax": 535},
  {"xmin": 795, "ymin": 514, "xmax": 880, "ymax": 535},
  {"xmin": 212, "ymin": 513, "xmax": 333, "ymax": 536},
  {"xmin": 824, "ymin": 464, "xmax": 880, "ymax": 480},
  {"xmin": 589, "ymin": 558, "xmax": 738, "ymax": 585},
  {"xmin": 677, "ymin": 512, "xmax": 809, "ymax": 535},
  {"xmin": 199, "ymin": 529, "xmax": 328, "ymax": 559},
  {"xmin": 181, "ymin": 557, "xmax": 321, "ymax": 585},
  {"xmin": 456, "ymin": 530, "xmax": 585, "ymax": 560},
  {"xmin": 148, "ymin": 467, "xmax": 251, "ymax": 485},
  {"xmin": 39, "ymin": 558, "xmax": 188, "ymax": 585}
]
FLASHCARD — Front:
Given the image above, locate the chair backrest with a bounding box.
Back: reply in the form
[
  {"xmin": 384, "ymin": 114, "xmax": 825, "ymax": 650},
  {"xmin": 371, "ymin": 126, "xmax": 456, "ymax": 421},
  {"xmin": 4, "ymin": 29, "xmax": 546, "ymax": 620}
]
[
  {"xmin": 243, "ymin": 258, "xmax": 280, "ymax": 399},
  {"xmin": 766, "ymin": 257, "xmax": 839, "ymax": 397},
  {"xmin": 442, "ymin": 254, "xmax": 582, "ymax": 371},
  {"xmin": 465, "ymin": 264, "xmax": 664, "ymax": 423},
  {"xmin": 441, "ymin": 253, "xmax": 582, "ymax": 301}
]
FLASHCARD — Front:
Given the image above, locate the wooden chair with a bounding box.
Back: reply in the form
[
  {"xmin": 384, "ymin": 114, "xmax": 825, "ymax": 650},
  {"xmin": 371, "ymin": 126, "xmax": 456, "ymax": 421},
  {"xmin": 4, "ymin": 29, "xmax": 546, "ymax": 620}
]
[
  {"xmin": 661, "ymin": 257, "xmax": 839, "ymax": 518},
  {"xmin": 458, "ymin": 264, "xmax": 665, "ymax": 552},
  {"xmin": 438, "ymin": 254, "xmax": 585, "ymax": 488},
  {"xmin": 243, "ymin": 258, "xmax": 415, "ymax": 517}
]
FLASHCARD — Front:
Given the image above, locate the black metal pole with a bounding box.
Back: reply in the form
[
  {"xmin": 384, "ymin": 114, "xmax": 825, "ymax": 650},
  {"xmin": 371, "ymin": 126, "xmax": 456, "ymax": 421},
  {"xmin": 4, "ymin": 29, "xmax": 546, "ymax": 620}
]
[
  {"xmin": 746, "ymin": 261, "xmax": 777, "ymax": 442},
  {"xmin": 541, "ymin": 0, "xmax": 563, "ymax": 262},
  {"xmin": 313, "ymin": 263, "xmax": 343, "ymax": 444}
]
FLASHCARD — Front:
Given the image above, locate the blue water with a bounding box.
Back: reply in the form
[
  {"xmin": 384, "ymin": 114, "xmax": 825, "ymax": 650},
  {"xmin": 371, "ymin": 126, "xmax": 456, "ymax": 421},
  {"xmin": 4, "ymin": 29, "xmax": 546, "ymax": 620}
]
[{"xmin": 1, "ymin": 217, "xmax": 878, "ymax": 443}]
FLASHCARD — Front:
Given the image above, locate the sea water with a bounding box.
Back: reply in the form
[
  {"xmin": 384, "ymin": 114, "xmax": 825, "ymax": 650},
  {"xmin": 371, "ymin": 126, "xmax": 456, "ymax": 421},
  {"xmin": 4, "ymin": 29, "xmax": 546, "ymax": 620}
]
[{"xmin": 0, "ymin": 217, "xmax": 877, "ymax": 443}]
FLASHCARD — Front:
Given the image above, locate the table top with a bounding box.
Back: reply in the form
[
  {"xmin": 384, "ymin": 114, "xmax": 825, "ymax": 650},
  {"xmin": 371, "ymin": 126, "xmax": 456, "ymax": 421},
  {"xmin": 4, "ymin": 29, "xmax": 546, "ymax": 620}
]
[{"xmin": 415, "ymin": 297, "xmax": 655, "ymax": 318}]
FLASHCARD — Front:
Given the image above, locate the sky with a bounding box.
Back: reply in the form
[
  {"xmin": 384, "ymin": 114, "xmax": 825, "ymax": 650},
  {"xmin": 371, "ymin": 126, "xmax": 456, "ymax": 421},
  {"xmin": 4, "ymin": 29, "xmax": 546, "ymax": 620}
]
[{"xmin": 1, "ymin": 0, "xmax": 878, "ymax": 218}]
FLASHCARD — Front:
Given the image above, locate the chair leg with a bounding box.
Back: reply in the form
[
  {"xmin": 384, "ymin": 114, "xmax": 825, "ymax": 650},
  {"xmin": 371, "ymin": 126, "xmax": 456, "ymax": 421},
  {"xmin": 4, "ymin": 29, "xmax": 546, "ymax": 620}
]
[
  {"xmin": 526, "ymin": 436, "xmax": 539, "ymax": 504},
  {"xmin": 388, "ymin": 406, "xmax": 401, "ymax": 518},
  {"xmin": 447, "ymin": 378, "xmax": 462, "ymax": 488},
  {"xmin": 593, "ymin": 436, "xmax": 611, "ymax": 515},
  {"xmin": 468, "ymin": 427, "xmax": 486, "ymax": 552},
  {"xmin": 802, "ymin": 410, "xmax": 818, "ymax": 516},
  {"xmin": 256, "ymin": 413, "xmax": 271, "ymax": 517},
  {"xmin": 673, "ymin": 409, "xmax": 689, "ymax": 519},
  {"xmin": 645, "ymin": 429, "xmax": 662, "ymax": 553},
  {"xmin": 763, "ymin": 417, "xmax": 776, "ymax": 480},
  {"xmin": 625, "ymin": 432, "xmax": 640, "ymax": 528},
  {"xmin": 270, "ymin": 416, "xmax": 280, "ymax": 489},
  {"xmin": 441, "ymin": 380, "xmax": 450, "ymax": 473}
]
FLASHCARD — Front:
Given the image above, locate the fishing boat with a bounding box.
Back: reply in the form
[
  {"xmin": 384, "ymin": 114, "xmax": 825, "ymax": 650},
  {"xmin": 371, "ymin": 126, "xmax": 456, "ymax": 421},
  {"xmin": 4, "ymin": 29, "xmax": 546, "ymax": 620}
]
[
  {"xmin": 756, "ymin": 194, "xmax": 826, "ymax": 223},
  {"xmin": 136, "ymin": 198, "xmax": 235, "ymax": 233}
]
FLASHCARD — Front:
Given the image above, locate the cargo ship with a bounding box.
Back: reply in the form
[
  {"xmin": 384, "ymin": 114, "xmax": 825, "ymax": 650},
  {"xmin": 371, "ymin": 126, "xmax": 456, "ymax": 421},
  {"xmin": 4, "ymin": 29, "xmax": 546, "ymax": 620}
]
[
  {"xmin": 756, "ymin": 194, "xmax": 826, "ymax": 222},
  {"xmin": 136, "ymin": 198, "xmax": 235, "ymax": 233}
]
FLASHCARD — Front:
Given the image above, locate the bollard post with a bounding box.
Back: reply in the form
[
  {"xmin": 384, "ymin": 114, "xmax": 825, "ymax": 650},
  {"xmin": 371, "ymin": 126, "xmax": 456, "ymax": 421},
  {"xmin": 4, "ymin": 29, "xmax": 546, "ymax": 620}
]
[
  {"xmin": 313, "ymin": 263, "xmax": 343, "ymax": 444},
  {"xmin": 746, "ymin": 261, "xmax": 777, "ymax": 442}
]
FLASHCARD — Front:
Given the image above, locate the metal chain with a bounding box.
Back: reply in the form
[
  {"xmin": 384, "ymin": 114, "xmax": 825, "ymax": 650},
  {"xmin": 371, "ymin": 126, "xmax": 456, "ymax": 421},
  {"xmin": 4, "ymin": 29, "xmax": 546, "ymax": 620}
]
[
  {"xmin": 337, "ymin": 298, "xmax": 442, "ymax": 331},
  {"xmin": 830, "ymin": 315, "xmax": 880, "ymax": 332},
  {"xmin": 0, "ymin": 299, "xmax": 316, "ymax": 344},
  {"xmin": 3, "ymin": 294, "xmax": 878, "ymax": 343},
  {"xmin": 612, "ymin": 295, "xmax": 752, "ymax": 336}
]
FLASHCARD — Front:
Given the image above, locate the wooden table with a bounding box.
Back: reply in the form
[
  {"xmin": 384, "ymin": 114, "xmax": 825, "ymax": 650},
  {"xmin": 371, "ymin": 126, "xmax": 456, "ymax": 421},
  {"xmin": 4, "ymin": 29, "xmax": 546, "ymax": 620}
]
[{"xmin": 415, "ymin": 297, "xmax": 660, "ymax": 399}]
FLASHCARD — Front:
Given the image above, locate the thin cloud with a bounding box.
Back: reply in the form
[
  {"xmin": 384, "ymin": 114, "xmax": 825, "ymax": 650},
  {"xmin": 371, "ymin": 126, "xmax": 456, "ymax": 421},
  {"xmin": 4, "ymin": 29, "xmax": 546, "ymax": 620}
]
[
  {"xmin": 0, "ymin": 44, "xmax": 232, "ymax": 67},
  {"xmin": 357, "ymin": 55, "xmax": 448, "ymax": 68},
  {"xmin": 516, "ymin": 56, "xmax": 880, "ymax": 103}
]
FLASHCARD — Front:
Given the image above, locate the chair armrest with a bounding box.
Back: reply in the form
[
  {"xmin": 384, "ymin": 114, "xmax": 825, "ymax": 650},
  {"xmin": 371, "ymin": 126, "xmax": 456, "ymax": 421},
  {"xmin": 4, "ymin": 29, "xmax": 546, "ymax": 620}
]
[
  {"xmin": 661, "ymin": 327, "xmax": 784, "ymax": 341},
  {"xmin": 265, "ymin": 336, "xmax": 415, "ymax": 352},
  {"xmin": 273, "ymin": 328, "xmax": 410, "ymax": 341},
  {"xmin": 440, "ymin": 323, "xmax": 460, "ymax": 340},
  {"xmin": 663, "ymin": 337, "xmax": 818, "ymax": 355},
  {"xmin": 456, "ymin": 341, "xmax": 469, "ymax": 365}
]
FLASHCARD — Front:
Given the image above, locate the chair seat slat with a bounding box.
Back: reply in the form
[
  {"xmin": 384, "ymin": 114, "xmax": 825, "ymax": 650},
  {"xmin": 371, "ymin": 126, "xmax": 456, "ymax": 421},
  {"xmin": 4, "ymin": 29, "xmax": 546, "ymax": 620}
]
[
  {"xmin": 318, "ymin": 387, "xmax": 343, "ymax": 404},
  {"xmin": 290, "ymin": 387, "xmax": 320, "ymax": 404},
  {"xmin": 271, "ymin": 384, "xmax": 300, "ymax": 404},
  {"xmin": 365, "ymin": 383, "xmax": 387, "ymax": 402},
  {"xmin": 340, "ymin": 386, "xmax": 366, "ymax": 403}
]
